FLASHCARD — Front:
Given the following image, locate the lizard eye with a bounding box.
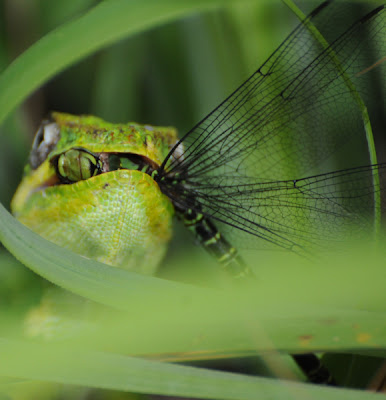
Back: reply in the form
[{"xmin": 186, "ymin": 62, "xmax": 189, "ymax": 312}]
[
  {"xmin": 55, "ymin": 149, "xmax": 102, "ymax": 183},
  {"xmin": 30, "ymin": 121, "xmax": 60, "ymax": 169}
]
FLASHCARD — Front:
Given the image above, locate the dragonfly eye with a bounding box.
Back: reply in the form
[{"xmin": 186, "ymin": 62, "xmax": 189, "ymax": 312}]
[{"xmin": 55, "ymin": 149, "xmax": 102, "ymax": 183}]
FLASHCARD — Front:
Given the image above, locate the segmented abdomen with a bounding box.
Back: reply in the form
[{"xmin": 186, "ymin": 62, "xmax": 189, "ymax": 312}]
[{"xmin": 181, "ymin": 208, "xmax": 255, "ymax": 279}]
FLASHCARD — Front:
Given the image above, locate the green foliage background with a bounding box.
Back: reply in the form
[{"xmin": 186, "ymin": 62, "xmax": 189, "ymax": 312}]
[{"xmin": 0, "ymin": 0, "xmax": 385, "ymax": 399}]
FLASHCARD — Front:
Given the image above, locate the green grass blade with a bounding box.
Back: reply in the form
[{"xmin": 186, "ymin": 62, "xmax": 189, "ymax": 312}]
[
  {"xmin": 0, "ymin": 0, "xmax": 236, "ymax": 127},
  {"xmin": 0, "ymin": 337, "xmax": 383, "ymax": 400},
  {"xmin": 0, "ymin": 202, "xmax": 201, "ymax": 308}
]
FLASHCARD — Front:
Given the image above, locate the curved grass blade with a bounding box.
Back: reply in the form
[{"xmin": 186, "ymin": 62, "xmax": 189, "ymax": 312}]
[
  {"xmin": 0, "ymin": 0, "xmax": 233, "ymax": 127},
  {"xmin": 0, "ymin": 337, "xmax": 381, "ymax": 400},
  {"xmin": 0, "ymin": 202, "xmax": 200, "ymax": 308}
]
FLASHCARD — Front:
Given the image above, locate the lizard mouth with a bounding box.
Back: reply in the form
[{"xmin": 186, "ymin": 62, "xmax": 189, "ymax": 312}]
[
  {"xmin": 101, "ymin": 153, "xmax": 158, "ymax": 175},
  {"xmin": 14, "ymin": 151, "xmax": 160, "ymax": 210},
  {"xmin": 44, "ymin": 151, "xmax": 159, "ymax": 188}
]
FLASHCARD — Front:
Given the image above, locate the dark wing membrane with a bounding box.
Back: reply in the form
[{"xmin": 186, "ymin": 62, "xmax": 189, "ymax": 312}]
[{"xmin": 157, "ymin": 2, "xmax": 386, "ymax": 252}]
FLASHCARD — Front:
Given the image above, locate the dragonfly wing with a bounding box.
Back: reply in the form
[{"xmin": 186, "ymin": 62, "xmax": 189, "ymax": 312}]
[
  {"xmin": 163, "ymin": 164, "xmax": 386, "ymax": 252},
  {"xmin": 162, "ymin": 2, "xmax": 384, "ymax": 178}
]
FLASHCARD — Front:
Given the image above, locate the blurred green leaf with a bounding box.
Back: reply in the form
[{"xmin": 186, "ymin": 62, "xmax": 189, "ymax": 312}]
[
  {"xmin": 0, "ymin": 0, "xmax": 242, "ymax": 127},
  {"xmin": 0, "ymin": 337, "xmax": 384, "ymax": 400}
]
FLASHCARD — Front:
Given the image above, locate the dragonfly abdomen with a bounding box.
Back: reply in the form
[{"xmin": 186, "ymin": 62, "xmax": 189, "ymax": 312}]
[{"xmin": 182, "ymin": 209, "xmax": 255, "ymax": 279}]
